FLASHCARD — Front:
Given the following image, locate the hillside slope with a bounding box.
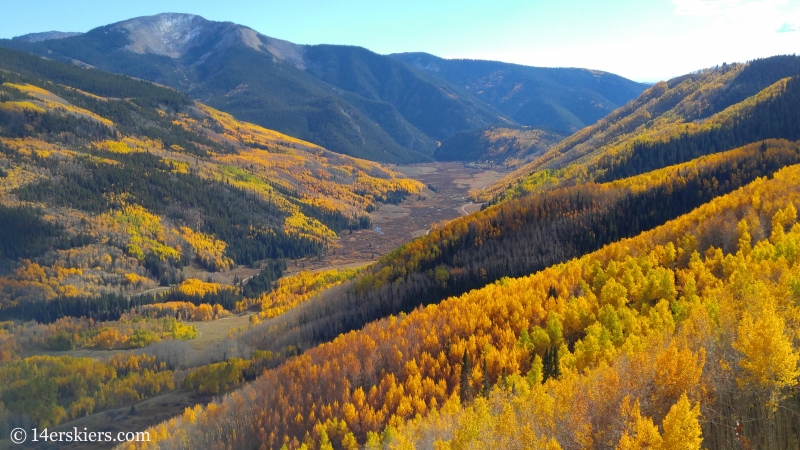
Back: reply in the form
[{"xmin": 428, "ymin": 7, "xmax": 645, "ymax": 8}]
[
  {"xmin": 238, "ymin": 138, "xmax": 800, "ymax": 359},
  {"xmin": 179, "ymin": 57, "xmax": 800, "ymax": 379},
  {"xmin": 486, "ymin": 55, "xmax": 800, "ymax": 201},
  {"xmin": 434, "ymin": 126, "xmax": 565, "ymax": 166},
  {"xmin": 122, "ymin": 158, "xmax": 800, "ymax": 450},
  {"xmin": 0, "ymin": 46, "xmax": 422, "ymax": 308}
]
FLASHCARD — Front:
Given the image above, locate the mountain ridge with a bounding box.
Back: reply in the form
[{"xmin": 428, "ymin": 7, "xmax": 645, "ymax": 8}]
[
  {"xmin": 2, "ymin": 13, "xmax": 647, "ymax": 164},
  {"xmin": 390, "ymin": 51, "xmax": 648, "ymax": 134},
  {"xmin": 12, "ymin": 31, "xmax": 83, "ymax": 42}
]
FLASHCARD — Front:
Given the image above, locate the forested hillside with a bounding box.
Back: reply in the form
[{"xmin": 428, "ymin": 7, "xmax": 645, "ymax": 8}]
[
  {"xmin": 236, "ymin": 139, "xmax": 800, "ymax": 359},
  {"xmin": 122, "ymin": 157, "xmax": 800, "ymax": 450},
  {"xmin": 105, "ymin": 56, "xmax": 800, "ymax": 449},
  {"xmin": 434, "ymin": 126, "xmax": 564, "ymax": 166},
  {"xmin": 486, "ymin": 55, "xmax": 800, "ymax": 201},
  {"xmin": 0, "ymin": 46, "xmax": 421, "ymax": 312}
]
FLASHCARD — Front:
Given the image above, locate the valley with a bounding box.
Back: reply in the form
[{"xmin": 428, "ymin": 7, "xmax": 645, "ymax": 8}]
[
  {"xmin": 282, "ymin": 162, "xmax": 505, "ymax": 275},
  {"xmin": 0, "ymin": 10, "xmax": 799, "ymax": 450}
]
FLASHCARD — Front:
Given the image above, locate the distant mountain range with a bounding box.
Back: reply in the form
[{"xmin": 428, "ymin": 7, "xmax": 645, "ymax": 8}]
[
  {"xmin": 3, "ymin": 13, "xmax": 648, "ymax": 163},
  {"xmin": 390, "ymin": 52, "xmax": 645, "ymax": 133}
]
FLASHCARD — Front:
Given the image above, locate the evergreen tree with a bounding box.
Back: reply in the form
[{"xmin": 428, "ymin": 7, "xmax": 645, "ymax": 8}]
[{"xmin": 460, "ymin": 350, "xmax": 473, "ymax": 401}]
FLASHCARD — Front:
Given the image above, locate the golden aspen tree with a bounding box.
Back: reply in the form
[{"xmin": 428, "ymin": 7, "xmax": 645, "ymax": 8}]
[
  {"xmin": 617, "ymin": 397, "xmax": 663, "ymax": 450},
  {"xmin": 318, "ymin": 428, "xmax": 334, "ymax": 450},
  {"xmin": 342, "ymin": 432, "xmax": 359, "ymax": 450},
  {"xmin": 450, "ymin": 398, "xmax": 492, "ymax": 450},
  {"xmin": 661, "ymin": 393, "xmax": 702, "ymax": 450},
  {"xmin": 733, "ymin": 305, "xmax": 800, "ymax": 397},
  {"xmin": 737, "ymin": 219, "xmax": 752, "ymax": 257}
]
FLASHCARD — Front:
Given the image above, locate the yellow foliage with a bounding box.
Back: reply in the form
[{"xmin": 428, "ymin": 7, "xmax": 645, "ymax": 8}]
[
  {"xmin": 125, "ymin": 273, "xmax": 148, "ymax": 286},
  {"xmin": 733, "ymin": 304, "xmax": 800, "ymax": 394},
  {"xmin": 4, "ymin": 83, "xmax": 114, "ymax": 126},
  {"xmin": 661, "ymin": 393, "xmax": 702, "ymax": 450},
  {"xmin": 95, "ymin": 137, "xmax": 164, "ymax": 154},
  {"xmin": 0, "ymin": 101, "xmax": 46, "ymax": 113},
  {"xmin": 179, "ymin": 227, "xmax": 233, "ymax": 272},
  {"xmin": 125, "ymin": 301, "xmax": 230, "ymax": 321},
  {"xmin": 617, "ymin": 398, "xmax": 663, "ymax": 450},
  {"xmin": 176, "ymin": 278, "xmax": 224, "ymax": 297},
  {"xmin": 108, "ymin": 204, "xmax": 180, "ymax": 261},
  {"xmin": 250, "ymin": 268, "xmax": 361, "ymax": 319}
]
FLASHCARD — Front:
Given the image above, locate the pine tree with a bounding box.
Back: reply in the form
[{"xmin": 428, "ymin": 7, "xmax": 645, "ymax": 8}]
[
  {"xmin": 543, "ymin": 346, "xmax": 561, "ymax": 383},
  {"xmin": 481, "ymin": 357, "xmax": 491, "ymax": 396},
  {"xmin": 460, "ymin": 350, "xmax": 473, "ymax": 401}
]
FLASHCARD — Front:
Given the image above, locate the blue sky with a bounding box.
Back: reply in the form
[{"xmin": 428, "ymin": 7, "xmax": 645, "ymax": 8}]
[{"xmin": 1, "ymin": 0, "xmax": 798, "ymax": 81}]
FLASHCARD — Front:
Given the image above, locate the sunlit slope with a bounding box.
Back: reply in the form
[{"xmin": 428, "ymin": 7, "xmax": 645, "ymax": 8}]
[
  {"xmin": 218, "ymin": 139, "xmax": 800, "ymax": 363},
  {"xmin": 484, "ymin": 55, "xmax": 800, "ymax": 201},
  {"xmin": 121, "ymin": 160, "xmax": 800, "ymax": 450},
  {"xmin": 0, "ymin": 46, "xmax": 421, "ymax": 307}
]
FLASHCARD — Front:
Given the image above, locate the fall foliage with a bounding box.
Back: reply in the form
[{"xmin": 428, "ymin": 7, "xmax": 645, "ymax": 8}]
[
  {"xmin": 0, "ymin": 45, "xmax": 421, "ymax": 312},
  {"xmin": 120, "ymin": 163, "xmax": 800, "ymax": 449}
]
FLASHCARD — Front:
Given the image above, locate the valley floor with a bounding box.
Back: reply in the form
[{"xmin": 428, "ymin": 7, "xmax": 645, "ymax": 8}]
[{"xmin": 282, "ymin": 162, "xmax": 506, "ymax": 275}]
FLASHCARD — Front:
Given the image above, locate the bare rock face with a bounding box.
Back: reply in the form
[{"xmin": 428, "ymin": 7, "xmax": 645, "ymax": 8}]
[{"xmin": 115, "ymin": 13, "xmax": 209, "ymax": 58}]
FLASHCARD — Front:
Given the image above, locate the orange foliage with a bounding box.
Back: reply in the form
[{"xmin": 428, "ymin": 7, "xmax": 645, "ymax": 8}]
[{"xmin": 122, "ymin": 164, "xmax": 800, "ymax": 449}]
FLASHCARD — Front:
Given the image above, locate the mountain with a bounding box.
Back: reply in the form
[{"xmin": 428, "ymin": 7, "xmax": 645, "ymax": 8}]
[
  {"xmin": 0, "ymin": 46, "xmax": 422, "ymax": 311},
  {"xmin": 1, "ymin": 13, "xmax": 647, "ymax": 164},
  {"xmin": 302, "ymin": 45, "xmax": 508, "ymax": 142},
  {"xmin": 0, "ymin": 14, "xmax": 500, "ymax": 163},
  {"xmin": 391, "ymin": 52, "xmax": 649, "ymax": 134}
]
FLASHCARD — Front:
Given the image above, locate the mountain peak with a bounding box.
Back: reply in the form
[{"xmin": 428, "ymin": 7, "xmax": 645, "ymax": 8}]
[
  {"xmin": 113, "ymin": 13, "xmax": 211, "ymax": 58},
  {"xmin": 105, "ymin": 13, "xmax": 304, "ymax": 68}
]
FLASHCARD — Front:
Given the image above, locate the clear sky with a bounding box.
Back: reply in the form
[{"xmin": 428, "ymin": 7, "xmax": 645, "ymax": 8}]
[{"xmin": 1, "ymin": 0, "xmax": 798, "ymax": 82}]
